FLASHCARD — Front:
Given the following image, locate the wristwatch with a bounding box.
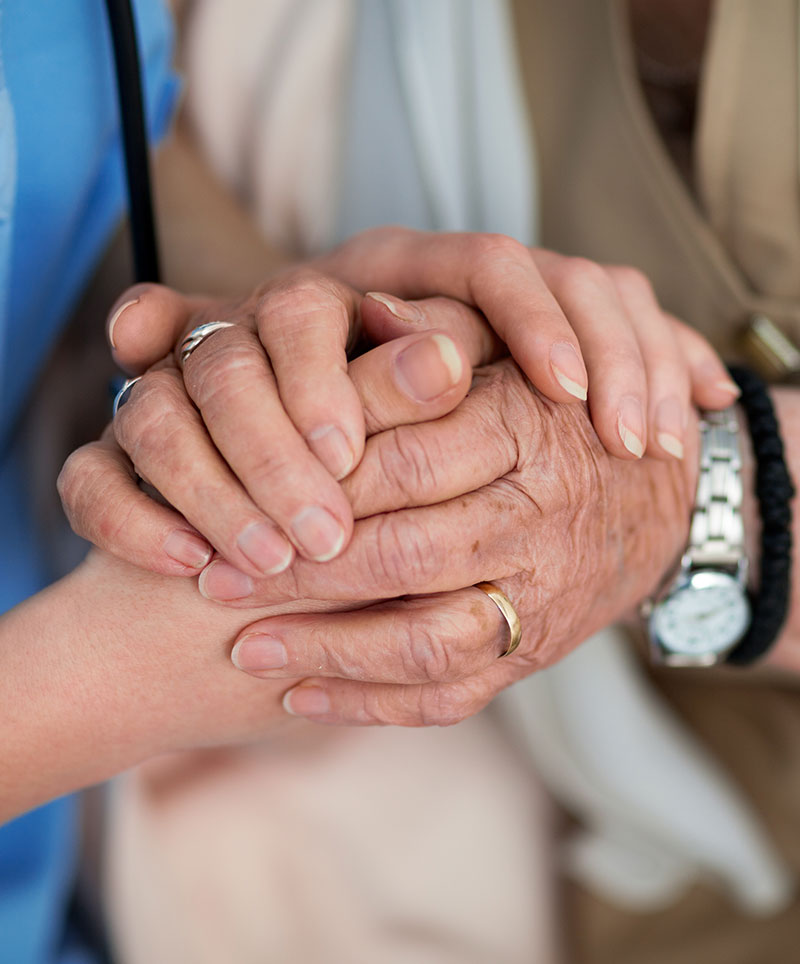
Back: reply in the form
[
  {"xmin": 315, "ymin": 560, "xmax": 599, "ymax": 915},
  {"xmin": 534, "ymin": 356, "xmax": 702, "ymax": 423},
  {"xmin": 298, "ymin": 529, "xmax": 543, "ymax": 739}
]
[{"xmin": 644, "ymin": 408, "xmax": 752, "ymax": 666}]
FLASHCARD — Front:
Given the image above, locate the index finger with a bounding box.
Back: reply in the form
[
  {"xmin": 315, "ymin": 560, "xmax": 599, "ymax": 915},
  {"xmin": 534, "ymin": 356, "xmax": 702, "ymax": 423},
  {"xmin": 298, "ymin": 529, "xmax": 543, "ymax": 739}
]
[
  {"xmin": 254, "ymin": 270, "xmax": 365, "ymax": 480},
  {"xmin": 199, "ymin": 476, "xmax": 527, "ymax": 605}
]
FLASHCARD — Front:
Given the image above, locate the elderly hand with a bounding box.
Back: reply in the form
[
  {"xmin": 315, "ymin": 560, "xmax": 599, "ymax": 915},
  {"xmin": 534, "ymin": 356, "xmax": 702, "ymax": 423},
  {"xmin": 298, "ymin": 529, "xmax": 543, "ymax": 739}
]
[
  {"xmin": 215, "ymin": 345, "xmax": 700, "ymax": 726},
  {"xmin": 58, "ymin": 286, "xmax": 480, "ymax": 578},
  {"xmin": 59, "ymin": 228, "xmax": 732, "ymax": 585}
]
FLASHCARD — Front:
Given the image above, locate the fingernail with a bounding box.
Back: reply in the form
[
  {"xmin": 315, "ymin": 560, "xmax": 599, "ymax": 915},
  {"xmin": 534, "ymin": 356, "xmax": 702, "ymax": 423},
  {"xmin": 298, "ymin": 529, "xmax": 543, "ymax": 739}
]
[
  {"xmin": 656, "ymin": 433, "xmax": 684, "ymax": 459},
  {"xmin": 306, "ymin": 424, "xmax": 355, "ymax": 480},
  {"xmin": 617, "ymin": 397, "xmax": 645, "ymax": 458},
  {"xmin": 393, "ymin": 333, "xmax": 463, "ymax": 402},
  {"xmin": 655, "ymin": 396, "xmax": 684, "ymax": 459},
  {"xmin": 163, "ymin": 530, "xmax": 213, "ymax": 569},
  {"xmin": 290, "ymin": 506, "xmax": 345, "ymax": 561},
  {"xmin": 237, "ymin": 522, "xmax": 294, "ymax": 574},
  {"xmin": 550, "ymin": 342, "xmax": 588, "ymax": 400},
  {"xmin": 198, "ymin": 561, "xmax": 254, "ymax": 601},
  {"xmin": 231, "ymin": 634, "xmax": 288, "ymax": 672},
  {"xmin": 715, "ymin": 378, "xmax": 741, "ymax": 399},
  {"xmin": 365, "ymin": 291, "xmax": 422, "ymax": 323},
  {"xmin": 283, "ymin": 685, "xmax": 331, "ymax": 717},
  {"xmin": 108, "ymin": 298, "xmax": 139, "ymax": 349}
]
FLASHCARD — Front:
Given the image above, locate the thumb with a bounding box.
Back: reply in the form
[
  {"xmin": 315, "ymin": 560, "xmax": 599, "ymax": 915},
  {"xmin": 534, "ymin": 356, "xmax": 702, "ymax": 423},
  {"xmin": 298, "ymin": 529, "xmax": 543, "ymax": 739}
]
[
  {"xmin": 360, "ymin": 291, "xmax": 504, "ymax": 367},
  {"xmin": 107, "ymin": 283, "xmax": 212, "ymax": 373}
]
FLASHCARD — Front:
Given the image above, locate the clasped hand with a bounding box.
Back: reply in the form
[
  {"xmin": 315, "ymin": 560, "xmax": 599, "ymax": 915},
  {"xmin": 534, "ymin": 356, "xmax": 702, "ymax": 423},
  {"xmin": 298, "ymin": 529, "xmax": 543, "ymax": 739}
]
[{"xmin": 59, "ymin": 228, "xmax": 735, "ymax": 727}]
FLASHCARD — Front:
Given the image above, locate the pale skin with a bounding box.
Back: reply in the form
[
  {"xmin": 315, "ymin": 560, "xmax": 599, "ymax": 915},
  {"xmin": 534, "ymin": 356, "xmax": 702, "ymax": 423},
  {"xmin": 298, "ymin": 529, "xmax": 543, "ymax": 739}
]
[
  {"xmin": 1, "ymin": 354, "xmax": 691, "ymax": 822},
  {"xmin": 58, "ymin": 257, "xmax": 800, "ymax": 729},
  {"xmin": 8, "ymin": 363, "xmax": 800, "ymax": 823},
  {"xmin": 54, "ymin": 219, "xmax": 771, "ymax": 735},
  {"xmin": 77, "ymin": 227, "xmax": 737, "ymax": 581},
  {"xmin": 2, "ymin": 333, "xmax": 472, "ymax": 821},
  {"xmin": 6, "ymin": 115, "xmax": 797, "ymax": 823}
]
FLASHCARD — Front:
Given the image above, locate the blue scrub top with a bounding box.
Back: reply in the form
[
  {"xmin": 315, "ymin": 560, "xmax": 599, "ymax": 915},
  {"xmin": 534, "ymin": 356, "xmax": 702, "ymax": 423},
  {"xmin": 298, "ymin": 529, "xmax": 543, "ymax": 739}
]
[{"xmin": 0, "ymin": 2, "xmax": 178, "ymax": 961}]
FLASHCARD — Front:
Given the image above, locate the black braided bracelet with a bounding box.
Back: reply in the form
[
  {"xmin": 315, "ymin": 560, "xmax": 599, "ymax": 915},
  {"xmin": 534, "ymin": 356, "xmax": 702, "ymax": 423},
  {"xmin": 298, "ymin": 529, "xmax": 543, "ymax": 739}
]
[{"xmin": 726, "ymin": 366, "xmax": 795, "ymax": 665}]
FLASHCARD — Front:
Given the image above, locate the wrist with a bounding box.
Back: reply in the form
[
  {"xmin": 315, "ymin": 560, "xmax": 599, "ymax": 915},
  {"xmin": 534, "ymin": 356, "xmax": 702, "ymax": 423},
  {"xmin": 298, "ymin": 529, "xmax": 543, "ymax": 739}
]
[
  {"xmin": 0, "ymin": 560, "xmax": 156, "ymax": 821},
  {"xmin": 72, "ymin": 551, "xmax": 294, "ymax": 760}
]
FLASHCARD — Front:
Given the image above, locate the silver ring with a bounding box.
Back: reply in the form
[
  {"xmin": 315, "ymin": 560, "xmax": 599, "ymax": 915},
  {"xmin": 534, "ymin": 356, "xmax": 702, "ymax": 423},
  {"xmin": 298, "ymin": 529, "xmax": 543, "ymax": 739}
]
[
  {"xmin": 178, "ymin": 321, "xmax": 237, "ymax": 369},
  {"xmin": 112, "ymin": 376, "xmax": 143, "ymax": 417}
]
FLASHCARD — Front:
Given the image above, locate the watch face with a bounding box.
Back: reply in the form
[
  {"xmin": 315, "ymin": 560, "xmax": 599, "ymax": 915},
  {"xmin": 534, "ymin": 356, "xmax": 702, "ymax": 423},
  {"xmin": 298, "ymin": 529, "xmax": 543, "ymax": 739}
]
[{"xmin": 651, "ymin": 570, "xmax": 750, "ymax": 659}]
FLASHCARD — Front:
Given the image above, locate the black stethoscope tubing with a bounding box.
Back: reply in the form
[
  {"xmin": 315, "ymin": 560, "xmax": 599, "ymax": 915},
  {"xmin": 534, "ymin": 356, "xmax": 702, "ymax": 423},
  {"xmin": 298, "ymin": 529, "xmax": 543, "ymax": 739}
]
[{"xmin": 104, "ymin": 0, "xmax": 161, "ymax": 284}]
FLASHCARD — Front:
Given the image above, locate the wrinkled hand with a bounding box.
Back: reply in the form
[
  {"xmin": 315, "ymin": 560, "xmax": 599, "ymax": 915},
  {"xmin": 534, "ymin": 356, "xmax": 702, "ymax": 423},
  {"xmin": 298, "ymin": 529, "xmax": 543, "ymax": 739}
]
[
  {"xmin": 58, "ymin": 227, "xmax": 731, "ymax": 585},
  {"xmin": 58, "ymin": 285, "xmax": 481, "ymax": 578},
  {"xmin": 219, "ymin": 357, "xmax": 699, "ymax": 726}
]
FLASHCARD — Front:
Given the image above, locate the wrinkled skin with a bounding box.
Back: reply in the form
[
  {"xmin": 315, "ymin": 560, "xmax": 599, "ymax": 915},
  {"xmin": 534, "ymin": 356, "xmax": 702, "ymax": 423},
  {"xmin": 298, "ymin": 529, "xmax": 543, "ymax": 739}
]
[
  {"xmin": 59, "ymin": 229, "xmax": 729, "ymax": 583},
  {"xmin": 57, "ymin": 226, "xmax": 719, "ymax": 731},
  {"xmin": 220, "ymin": 358, "xmax": 698, "ymax": 726}
]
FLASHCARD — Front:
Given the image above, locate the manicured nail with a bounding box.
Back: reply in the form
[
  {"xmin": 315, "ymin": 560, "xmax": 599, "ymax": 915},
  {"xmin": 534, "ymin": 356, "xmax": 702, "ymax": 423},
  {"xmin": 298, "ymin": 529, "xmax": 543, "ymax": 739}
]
[
  {"xmin": 617, "ymin": 397, "xmax": 645, "ymax": 458},
  {"xmin": 231, "ymin": 634, "xmax": 288, "ymax": 672},
  {"xmin": 365, "ymin": 291, "xmax": 422, "ymax": 323},
  {"xmin": 290, "ymin": 506, "xmax": 345, "ymax": 561},
  {"xmin": 393, "ymin": 333, "xmax": 463, "ymax": 402},
  {"xmin": 550, "ymin": 342, "xmax": 588, "ymax": 400},
  {"xmin": 237, "ymin": 522, "xmax": 293, "ymax": 574},
  {"xmin": 198, "ymin": 561, "xmax": 254, "ymax": 601},
  {"xmin": 283, "ymin": 685, "xmax": 331, "ymax": 717},
  {"xmin": 655, "ymin": 396, "xmax": 685, "ymax": 459},
  {"xmin": 715, "ymin": 378, "xmax": 741, "ymax": 399},
  {"xmin": 108, "ymin": 298, "xmax": 139, "ymax": 349},
  {"xmin": 306, "ymin": 424, "xmax": 355, "ymax": 480},
  {"xmin": 163, "ymin": 530, "xmax": 213, "ymax": 569}
]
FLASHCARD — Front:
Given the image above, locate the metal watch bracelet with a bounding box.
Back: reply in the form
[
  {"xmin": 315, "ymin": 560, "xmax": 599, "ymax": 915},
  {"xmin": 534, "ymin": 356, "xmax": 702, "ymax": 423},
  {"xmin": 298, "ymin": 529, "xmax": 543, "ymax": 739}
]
[
  {"xmin": 686, "ymin": 407, "xmax": 748, "ymax": 579},
  {"xmin": 642, "ymin": 406, "xmax": 750, "ymax": 666}
]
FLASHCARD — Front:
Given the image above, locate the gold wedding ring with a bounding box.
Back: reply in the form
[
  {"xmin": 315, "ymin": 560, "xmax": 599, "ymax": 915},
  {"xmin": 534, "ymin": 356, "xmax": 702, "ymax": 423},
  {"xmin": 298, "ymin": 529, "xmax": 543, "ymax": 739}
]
[
  {"xmin": 474, "ymin": 582, "xmax": 522, "ymax": 658},
  {"xmin": 178, "ymin": 320, "xmax": 237, "ymax": 369}
]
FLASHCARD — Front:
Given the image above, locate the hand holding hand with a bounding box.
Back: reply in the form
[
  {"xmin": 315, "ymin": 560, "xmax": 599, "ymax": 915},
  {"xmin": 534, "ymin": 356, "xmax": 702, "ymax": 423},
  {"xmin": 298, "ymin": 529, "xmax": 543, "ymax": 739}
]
[
  {"xmin": 59, "ymin": 278, "xmax": 479, "ymax": 577},
  {"xmin": 59, "ymin": 228, "xmax": 733, "ymax": 586},
  {"xmin": 217, "ymin": 356, "xmax": 700, "ymax": 726}
]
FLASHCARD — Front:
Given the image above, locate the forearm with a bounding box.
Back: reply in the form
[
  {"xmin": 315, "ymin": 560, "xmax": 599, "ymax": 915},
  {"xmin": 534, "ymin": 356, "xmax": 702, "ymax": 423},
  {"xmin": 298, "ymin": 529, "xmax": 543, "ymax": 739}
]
[
  {"xmin": 0, "ymin": 567, "xmax": 138, "ymax": 820},
  {"xmin": 0, "ymin": 553, "xmax": 296, "ymax": 823},
  {"xmin": 154, "ymin": 122, "xmax": 290, "ymax": 296}
]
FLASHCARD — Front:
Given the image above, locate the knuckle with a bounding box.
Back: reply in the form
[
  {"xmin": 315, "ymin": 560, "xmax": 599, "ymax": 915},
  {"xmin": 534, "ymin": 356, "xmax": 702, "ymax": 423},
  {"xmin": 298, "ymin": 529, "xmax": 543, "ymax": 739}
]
[
  {"xmin": 260, "ymin": 271, "xmax": 348, "ymax": 318},
  {"xmin": 484, "ymin": 365, "xmax": 540, "ymax": 464},
  {"xmin": 338, "ymin": 225, "xmax": 410, "ymax": 259},
  {"xmin": 368, "ymin": 514, "xmax": 444, "ymax": 591},
  {"xmin": 468, "ymin": 234, "xmax": 531, "ymax": 293},
  {"xmin": 476, "ymin": 232, "xmax": 528, "ymax": 263},
  {"xmin": 56, "ymin": 446, "xmax": 95, "ymax": 518},
  {"xmin": 115, "ymin": 371, "xmax": 184, "ymax": 461},
  {"xmin": 246, "ymin": 448, "xmax": 310, "ymax": 495},
  {"xmin": 95, "ymin": 495, "xmax": 136, "ymax": 549},
  {"xmin": 257, "ymin": 274, "xmax": 351, "ymax": 350},
  {"xmin": 376, "ymin": 426, "xmax": 440, "ymax": 506},
  {"xmin": 58, "ymin": 444, "xmax": 136, "ymax": 546},
  {"xmin": 190, "ymin": 340, "xmax": 264, "ymax": 408},
  {"xmin": 555, "ymin": 256, "xmax": 612, "ymax": 293},
  {"xmin": 366, "ymin": 224, "xmax": 408, "ymax": 245},
  {"xmin": 418, "ymin": 685, "xmax": 475, "ymax": 727},
  {"xmin": 399, "ymin": 619, "xmax": 458, "ymax": 683},
  {"xmin": 606, "ymin": 264, "xmax": 653, "ymax": 301}
]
